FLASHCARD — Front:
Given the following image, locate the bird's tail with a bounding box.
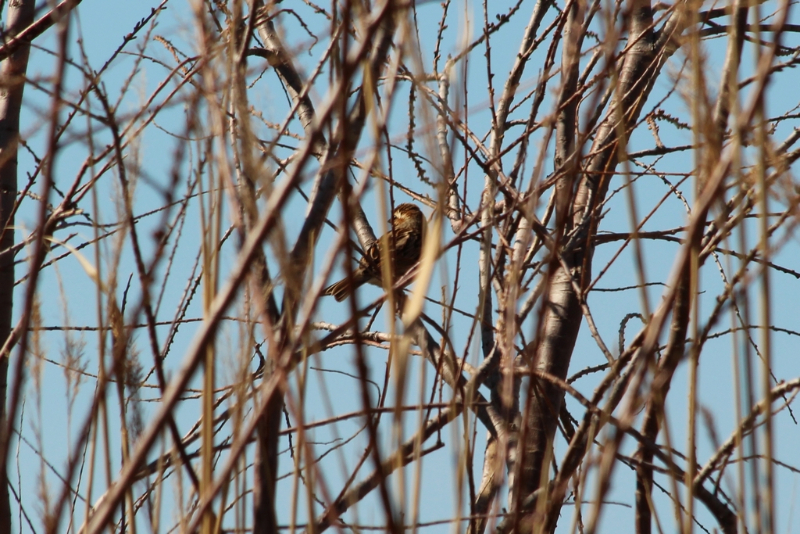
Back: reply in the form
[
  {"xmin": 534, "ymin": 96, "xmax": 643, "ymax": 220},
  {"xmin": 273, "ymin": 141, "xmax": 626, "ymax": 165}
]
[{"xmin": 323, "ymin": 279, "xmax": 351, "ymax": 302}]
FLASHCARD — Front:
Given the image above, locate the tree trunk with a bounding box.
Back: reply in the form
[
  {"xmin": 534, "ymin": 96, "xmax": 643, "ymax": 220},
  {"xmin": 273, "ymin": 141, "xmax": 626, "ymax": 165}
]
[
  {"xmin": 517, "ymin": 1, "xmax": 660, "ymax": 529},
  {"xmin": 0, "ymin": 0, "xmax": 35, "ymax": 530}
]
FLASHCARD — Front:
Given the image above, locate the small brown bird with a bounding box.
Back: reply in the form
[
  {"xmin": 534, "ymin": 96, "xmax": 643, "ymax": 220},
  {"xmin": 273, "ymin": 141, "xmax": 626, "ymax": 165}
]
[{"xmin": 323, "ymin": 203, "xmax": 425, "ymax": 302}]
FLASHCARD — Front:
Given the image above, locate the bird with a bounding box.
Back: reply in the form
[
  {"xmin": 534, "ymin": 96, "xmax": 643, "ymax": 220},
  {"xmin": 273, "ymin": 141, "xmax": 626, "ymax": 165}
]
[{"xmin": 323, "ymin": 203, "xmax": 425, "ymax": 302}]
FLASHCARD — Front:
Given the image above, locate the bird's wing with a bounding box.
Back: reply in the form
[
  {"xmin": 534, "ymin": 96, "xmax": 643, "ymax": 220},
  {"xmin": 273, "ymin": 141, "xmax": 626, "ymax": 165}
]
[
  {"xmin": 361, "ymin": 240, "xmax": 383, "ymax": 272},
  {"xmin": 393, "ymin": 228, "xmax": 422, "ymax": 258}
]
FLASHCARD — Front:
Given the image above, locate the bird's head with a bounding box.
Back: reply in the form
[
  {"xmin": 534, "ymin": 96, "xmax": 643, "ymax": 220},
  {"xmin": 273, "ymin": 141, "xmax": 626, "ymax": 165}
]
[{"xmin": 391, "ymin": 203, "xmax": 424, "ymax": 229}]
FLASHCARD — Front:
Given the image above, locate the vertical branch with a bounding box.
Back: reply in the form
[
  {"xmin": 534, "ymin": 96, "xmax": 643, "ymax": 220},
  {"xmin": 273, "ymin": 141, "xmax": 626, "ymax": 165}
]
[
  {"xmin": 230, "ymin": 7, "xmax": 287, "ymax": 531},
  {"xmin": 515, "ymin": 0, "xmax": 586, "ymax": 526},
  {"xmin": 468, "ymin": 4, "xmax": 555, "ymax": 533},
  {"xmin": 634, "ymin": 272, "xmax": 692, "ymax": 534},
  {"xmin": 478, "ymin": 0, "xmax": 499, "ymax": 366},
  {"xmin": 0, "ymin": 0, "xmax": 35, "ymax": 532},
  {"xmin": 520, "ymin": 0, "xmax": 666, "ymax": 531},
  {"xmin": 0, "ymin": 3, "xmax": 35, "ymax": 532},
  {"xmin": 553, "ymin": 0, "xmax": 582, "ymax": 235},
  {"xmin": 436, "ymin": 63, "xmax": 459, "ymax": 224},
  {"xmin": 635, "ymin": 2, "xmax": 746, "ymax": 531}
]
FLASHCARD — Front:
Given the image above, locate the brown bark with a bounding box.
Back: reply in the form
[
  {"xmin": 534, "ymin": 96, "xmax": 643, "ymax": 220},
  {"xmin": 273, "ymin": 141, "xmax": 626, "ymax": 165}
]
[
  {"xmin": 517, "ymin": 0, "xmax": 660, "ymax": 530},
  {"xmin": 635, "ymin": 270, "xmax": 692, "ymax": 534},
  {"xmin": 0, "ymin": 0, "xmax": 35, "ymax": 530},
  {"xmin": 635, "ymin": 2, "xmax": 747, "ymax": 530}
]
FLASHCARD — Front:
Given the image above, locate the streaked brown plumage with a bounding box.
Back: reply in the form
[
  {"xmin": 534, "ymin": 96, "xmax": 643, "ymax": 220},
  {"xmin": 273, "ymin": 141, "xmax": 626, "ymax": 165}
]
[{"xmin": 323, "ymin": 203, "xmax": 425, "ymax": 302}]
